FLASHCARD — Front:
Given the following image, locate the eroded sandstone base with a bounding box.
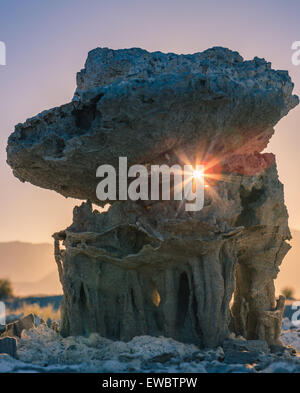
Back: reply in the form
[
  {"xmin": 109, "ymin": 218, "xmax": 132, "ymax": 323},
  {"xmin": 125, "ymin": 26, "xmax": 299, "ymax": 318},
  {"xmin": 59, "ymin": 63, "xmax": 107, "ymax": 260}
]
[{"xmin": 54, "ymin": 163, "xmax": 290, "ymax": 348}]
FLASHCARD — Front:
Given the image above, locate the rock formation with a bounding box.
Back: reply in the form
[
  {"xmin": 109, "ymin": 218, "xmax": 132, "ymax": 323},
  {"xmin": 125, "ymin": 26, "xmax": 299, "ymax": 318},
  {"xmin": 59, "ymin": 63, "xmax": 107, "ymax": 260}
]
[
  {"xmin": 0, "ymin": 337, "xmax": 17, "ymax": 358},
  {"xmin": 7, "ymin": 47, "xmax": 299, "ymax": 348}
]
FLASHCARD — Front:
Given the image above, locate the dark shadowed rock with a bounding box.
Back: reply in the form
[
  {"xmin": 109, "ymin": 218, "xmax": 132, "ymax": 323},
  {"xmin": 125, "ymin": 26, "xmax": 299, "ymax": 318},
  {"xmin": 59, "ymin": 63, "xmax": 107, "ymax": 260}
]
[
  {"xmin": 223, "ymin": 338, "xmax": 269, "ymax": 364},
  {"xmin": 223, "ymin": 338, "xmax": 269, "ymax": 353},
  {"xmin": 0, "ymin": 337, "xmax": 17, "ymax": 358},
  {"xmin": 2, "ymin": 314, "xmax": 35, "ymax": 338}
]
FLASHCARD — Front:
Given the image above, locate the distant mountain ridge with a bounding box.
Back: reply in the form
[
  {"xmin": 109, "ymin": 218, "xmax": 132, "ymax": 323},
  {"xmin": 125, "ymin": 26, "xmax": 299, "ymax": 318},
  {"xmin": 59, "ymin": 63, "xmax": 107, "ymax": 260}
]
[
  {"xmin": 0, "ymin": 241, "xmax": 61, "ymax": 295},
  {"xmin": 13, "ymin": 270, "xmax": 62, "ymax": 296}
]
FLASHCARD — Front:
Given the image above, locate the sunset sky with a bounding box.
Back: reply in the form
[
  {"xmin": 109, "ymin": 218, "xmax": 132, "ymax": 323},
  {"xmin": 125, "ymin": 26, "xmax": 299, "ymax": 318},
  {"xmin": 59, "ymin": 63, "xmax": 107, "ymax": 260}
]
[{"xmin": 0, "ymin": 0, "xmax": 300, "ymax": 244}]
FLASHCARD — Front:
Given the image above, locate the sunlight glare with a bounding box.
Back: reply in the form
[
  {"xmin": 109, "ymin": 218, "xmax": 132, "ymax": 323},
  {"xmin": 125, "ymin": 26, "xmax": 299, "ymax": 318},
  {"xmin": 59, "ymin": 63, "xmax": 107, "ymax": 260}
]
[{"xmin": 193, "ymin": 169, "xmax": 204, "ymax": 179}]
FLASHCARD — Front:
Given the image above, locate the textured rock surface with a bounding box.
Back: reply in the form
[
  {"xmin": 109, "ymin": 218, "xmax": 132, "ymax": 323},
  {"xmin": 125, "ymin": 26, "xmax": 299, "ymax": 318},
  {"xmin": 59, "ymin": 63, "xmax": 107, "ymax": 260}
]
[
  {"xmin": 7, "ymin": 47, "xmax": 299, "ymax": 348},
  {"xmin": 2, "ymin": 314, "xmax": 35, "ymax": 338},
  {"xmin": 7, "ymin": 47, "xmax": 298, "ymax": 204}
]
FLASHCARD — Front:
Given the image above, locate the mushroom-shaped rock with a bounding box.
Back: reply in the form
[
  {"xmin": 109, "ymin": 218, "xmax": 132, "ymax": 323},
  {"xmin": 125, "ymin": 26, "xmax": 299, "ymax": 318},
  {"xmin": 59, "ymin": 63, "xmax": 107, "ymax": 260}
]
[{"xmin": 7, "ymin": 47, "xmax": 298, "ymax": 348}]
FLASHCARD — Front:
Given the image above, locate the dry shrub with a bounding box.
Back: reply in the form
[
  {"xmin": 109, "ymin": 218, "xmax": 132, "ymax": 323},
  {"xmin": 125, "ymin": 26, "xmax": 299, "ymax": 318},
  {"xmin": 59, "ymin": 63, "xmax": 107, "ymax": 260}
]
[{"xmin": 7, "ymin": 303, "xmax": 60, "ymax": 321}]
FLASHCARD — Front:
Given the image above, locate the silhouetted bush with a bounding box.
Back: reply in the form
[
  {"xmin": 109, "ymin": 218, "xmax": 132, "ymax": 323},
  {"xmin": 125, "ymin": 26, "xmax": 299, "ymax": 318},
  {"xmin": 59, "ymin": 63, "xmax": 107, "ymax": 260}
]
[
  {"xmin": 0, "ymin": 279, "xmax": 14, "ymax": 300},
  {"xmin": 281, "ymin": 286, "xmax": 295, "ymax": 300}
]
